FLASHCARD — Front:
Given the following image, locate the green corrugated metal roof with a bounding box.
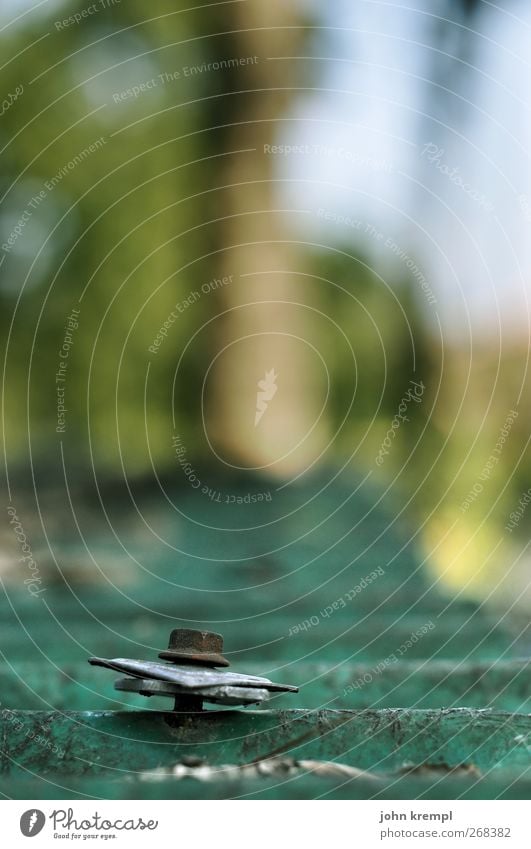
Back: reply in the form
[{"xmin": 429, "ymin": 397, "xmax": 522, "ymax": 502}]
[{"xmin": 1, "ymin": 474, "xmax": 529, "ymax": 799}]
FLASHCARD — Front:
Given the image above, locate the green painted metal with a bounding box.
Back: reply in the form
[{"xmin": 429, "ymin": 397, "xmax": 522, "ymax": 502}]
[
  {"xmin": 3, "ymin": 661, "xmax": 531, "ymax": 713},
  {"xmin": 1, "ymin": 476, "xmax": 530, "ymax": 799},
  {"xmin": 0, "ymin": 604, "xmax": 521, "ymax": 663},
  {"xmin": 2, "ymin": 769, "xmax": 531, "ymax": 801},
  {"xmin": 1, "ymin": 708, "xmax": 530, "ymax": 775}
]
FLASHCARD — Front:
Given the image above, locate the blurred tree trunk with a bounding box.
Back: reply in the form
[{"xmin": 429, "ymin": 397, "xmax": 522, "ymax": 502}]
[{"xmin": 206, "ymin": 0, "xmax": 329, "ymax": 475}]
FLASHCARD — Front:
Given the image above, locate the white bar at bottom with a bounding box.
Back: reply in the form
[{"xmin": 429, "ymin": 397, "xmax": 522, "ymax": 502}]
[{"xmin": 2, "ymin": 799, "xmax": 528, "ymax": 848}]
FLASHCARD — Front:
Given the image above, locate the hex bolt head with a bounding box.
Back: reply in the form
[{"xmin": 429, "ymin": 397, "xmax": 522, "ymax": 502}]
[{"xmin": 158, "ymin": 628, "xmax": 230, "ymax": 667}]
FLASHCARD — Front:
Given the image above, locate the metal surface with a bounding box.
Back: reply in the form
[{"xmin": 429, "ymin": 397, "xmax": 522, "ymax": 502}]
[
  {"xmin": 2, "ymin": 708, "xmax": 530, "ymax": 777},
  {"xmin": 4, "ymin": 660, "xmax": 531, "ymax": 712},
  {"xmin": 89, "ymin": 657, "xmax": 294, "ymax": 690},
  {"xmin": 89, "ymin": 657, "xmax": 297, "ymax": 691},
  {"xmin": 89, "ymin": 632, "xmax": 298, "ymax": 710},
  {"xmin": 115, "ymin": 677, "xmax": 271, "ymax": 705},
  {"xmin": 2, "ymin": 474, "xmax": 529, "ymax": 799},
  {"xmin": 158, "ymin": 629, "xmax": 229, "ymax": 667}
]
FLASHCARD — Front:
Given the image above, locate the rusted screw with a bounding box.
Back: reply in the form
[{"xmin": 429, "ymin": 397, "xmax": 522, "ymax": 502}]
[
  {"xmin": 158, "ymin": 628, "xmax": 230, "ymax": 668},
  {"xmin": 90, "ymin": 627, "xmax": 298, "ymax": 713}
]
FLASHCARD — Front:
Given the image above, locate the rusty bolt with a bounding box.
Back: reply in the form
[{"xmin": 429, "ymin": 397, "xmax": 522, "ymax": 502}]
[{"xmin": 158, "ymin": 628, "xmax": 230, "ymax": 667}]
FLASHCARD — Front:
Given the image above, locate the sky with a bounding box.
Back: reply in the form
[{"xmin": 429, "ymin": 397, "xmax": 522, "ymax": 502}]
[{"xmin": 281, "ymin": 0, "xmax": 531, "ymax": 339}]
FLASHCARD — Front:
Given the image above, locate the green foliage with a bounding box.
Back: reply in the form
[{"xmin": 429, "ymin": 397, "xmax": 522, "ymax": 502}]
[
  {"xmin": 0, "ymin": 1, "xmax": 219, "ymax": 474},
  {"xmin": 310, "ymin": 245, "xmax": 433, "ymax": 469}
]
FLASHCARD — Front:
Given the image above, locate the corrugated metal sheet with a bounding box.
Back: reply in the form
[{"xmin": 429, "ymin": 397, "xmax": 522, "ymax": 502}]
[{"xmin": 1, "ymin": 476, "xmax": 529, "ymax": 799}]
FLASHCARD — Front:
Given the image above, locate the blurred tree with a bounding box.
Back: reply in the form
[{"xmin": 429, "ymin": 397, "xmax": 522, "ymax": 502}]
[
  {"xmin": 197, "ymin": 0, "xmax": 330, "ymax": 474},
  {"xmin": 0, "ymin": 1, "xmax": 212, "ymax": 480}
]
